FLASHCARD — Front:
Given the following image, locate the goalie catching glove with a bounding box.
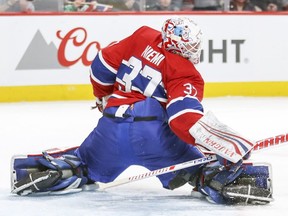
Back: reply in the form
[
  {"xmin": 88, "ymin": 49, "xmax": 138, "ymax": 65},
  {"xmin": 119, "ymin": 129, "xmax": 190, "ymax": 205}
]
[{"xmin": 11, "ymin": 149, "xmax": 88, "ymax": 196}]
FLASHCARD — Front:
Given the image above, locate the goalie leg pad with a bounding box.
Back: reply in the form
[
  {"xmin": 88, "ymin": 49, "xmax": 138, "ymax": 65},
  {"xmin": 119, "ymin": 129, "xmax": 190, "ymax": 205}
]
[
  {"xmin": 13, "ymin": 170, "xmax": 62, "ymax": 195},
  {"xmin": 11, "ymin": 146, "xmax": 79, "ymax": 184},
  {"xmin": 222, "ymin": 184, "xmax": 272, "ymax": 205},
  {"xmin": 191, "ymin": 162, "xmax": 273, "ymax": 205},
  {"xmin": 240, "ymin": 163, "xmax": 271, "ymax": 189},
  {"xmin": 221, "ymin": 163, "xmax": 273, "ymax": 204},
  {"xmin": 11, "ymin": 147, "xmax": 88, "ymax": 196}
]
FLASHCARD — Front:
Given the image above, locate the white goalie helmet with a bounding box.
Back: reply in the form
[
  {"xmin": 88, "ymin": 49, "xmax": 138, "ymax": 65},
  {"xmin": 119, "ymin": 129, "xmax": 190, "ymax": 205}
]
[{"xmin": 161, "ymin": 17, "xmax": 203, "ymax": 64}]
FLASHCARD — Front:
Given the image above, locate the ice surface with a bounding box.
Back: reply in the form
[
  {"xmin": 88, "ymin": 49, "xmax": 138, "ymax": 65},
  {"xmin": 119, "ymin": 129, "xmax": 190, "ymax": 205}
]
[{"xmin": 1, "ymin": 97, "xmax": 288, "ymax": 216}]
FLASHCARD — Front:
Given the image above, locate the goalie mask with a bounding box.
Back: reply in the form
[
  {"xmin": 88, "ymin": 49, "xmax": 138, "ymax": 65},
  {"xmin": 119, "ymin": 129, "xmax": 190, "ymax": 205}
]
[{"xmin": 161, "ymin": 17, "xmax": 203, "ymax": 64}]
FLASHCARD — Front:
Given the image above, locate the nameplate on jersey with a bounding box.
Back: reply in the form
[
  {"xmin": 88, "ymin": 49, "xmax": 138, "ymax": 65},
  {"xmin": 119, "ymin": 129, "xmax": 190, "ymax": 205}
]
[{"xmin": 141, "ymin": 45, "xmax": 165, "ymax": 66}]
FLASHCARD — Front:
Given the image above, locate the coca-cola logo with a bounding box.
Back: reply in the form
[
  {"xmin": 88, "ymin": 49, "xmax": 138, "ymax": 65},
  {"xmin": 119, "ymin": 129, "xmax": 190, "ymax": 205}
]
[
  {"xmin": 17, "ymin": 28, "xmax": 117, "ymax": 70},
  {"xmin": 57, "ymin": 27, "xmax": 101, "ymax": 67}
]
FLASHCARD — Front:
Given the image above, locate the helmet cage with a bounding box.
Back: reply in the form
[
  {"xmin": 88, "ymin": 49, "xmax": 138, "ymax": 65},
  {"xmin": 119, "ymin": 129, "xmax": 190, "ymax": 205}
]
[
  {"xmin": 162, "ymin": 17, "xmax": 203, "ymax": 64},
  {"xmin": 178, "ymin": 40, "xmax": 202, "ymax": 64}
]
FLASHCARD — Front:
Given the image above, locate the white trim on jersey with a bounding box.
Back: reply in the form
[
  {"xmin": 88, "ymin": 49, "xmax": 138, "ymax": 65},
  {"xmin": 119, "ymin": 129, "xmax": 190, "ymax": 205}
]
[
  {"xmin": 166, "ymin": 95, "xmax": 201, "ymax": 109},
  {"xmin": 98, "ymin": 50, "xmax": 117, "ymax": 74},
  {"xmin": 109, "ymin": 93, "xmax": 128, "ymax": 99},
  {"xmin": 153, "ymin": 96, "xmax": 167, "ymax": 103},
  {"xmin": 90, "ymin": 69, "xmax": 114, "ymax": 86}
]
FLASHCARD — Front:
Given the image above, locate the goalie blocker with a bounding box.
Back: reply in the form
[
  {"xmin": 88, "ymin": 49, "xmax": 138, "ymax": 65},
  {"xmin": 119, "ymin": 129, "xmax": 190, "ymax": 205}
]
[{"xmin": 189, "ymin": 111, "xmax": 254, "ymax": 163}]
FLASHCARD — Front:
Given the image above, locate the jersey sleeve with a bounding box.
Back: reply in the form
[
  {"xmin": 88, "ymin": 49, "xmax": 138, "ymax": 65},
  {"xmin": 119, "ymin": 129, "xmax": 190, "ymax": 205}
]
[
  {"xmin": 165, "ymin": 59, "xmax": 205, "ymax": 145},
  {"xmin": 90, "ymin": 50, "xmax": 116, "ymax": 98},
  {"xmin": 90, "ymin": 27, "xmax": 146, "ymax": 98}
]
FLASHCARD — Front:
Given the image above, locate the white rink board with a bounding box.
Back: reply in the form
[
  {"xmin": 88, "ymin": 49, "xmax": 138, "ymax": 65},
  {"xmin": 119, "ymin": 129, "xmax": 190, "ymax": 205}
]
[{"xmin": 0, "ymin": 13, "xmax": 288, "ymax": 87}]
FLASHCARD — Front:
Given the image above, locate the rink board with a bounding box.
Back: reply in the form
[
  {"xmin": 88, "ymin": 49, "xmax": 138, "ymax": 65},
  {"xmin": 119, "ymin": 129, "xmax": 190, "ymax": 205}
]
[
  {"xmin": 0, "ymin": 12, "xmax": 287, "ymax": 101},
  {"xmin": 1, "ymin": 81, "xmax": 287, "ymax": 102}
]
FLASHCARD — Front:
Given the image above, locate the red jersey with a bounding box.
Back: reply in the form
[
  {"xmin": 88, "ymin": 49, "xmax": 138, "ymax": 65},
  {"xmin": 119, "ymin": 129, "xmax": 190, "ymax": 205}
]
[{"xmin": 90, "ymin": 26, "xmax": 204, "ymax": 144}]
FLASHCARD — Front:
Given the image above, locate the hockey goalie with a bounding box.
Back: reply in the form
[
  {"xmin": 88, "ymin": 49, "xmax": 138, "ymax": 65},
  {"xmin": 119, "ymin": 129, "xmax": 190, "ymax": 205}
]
[{"xmin": 11, "ymin": 16, "xmax": 273, "ymax": 205}]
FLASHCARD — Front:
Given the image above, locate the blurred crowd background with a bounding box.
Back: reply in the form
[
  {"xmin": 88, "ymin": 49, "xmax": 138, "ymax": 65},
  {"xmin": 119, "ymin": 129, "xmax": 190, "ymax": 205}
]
[{"xmin": 1, "ymin": 0, "xmax": 288, "ymax": 13}]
